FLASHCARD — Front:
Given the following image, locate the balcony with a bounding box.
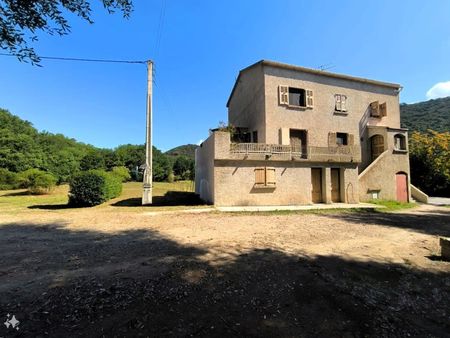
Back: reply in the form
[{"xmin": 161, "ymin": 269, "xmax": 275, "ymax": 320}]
[{"xmin": 229, "ymin": 143, "xmax": 361, "ymax": 163}]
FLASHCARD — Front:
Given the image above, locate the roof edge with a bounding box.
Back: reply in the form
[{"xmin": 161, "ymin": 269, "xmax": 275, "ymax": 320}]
[{"xmin": 226, "ymin": 60, "xmax": 401, "ymax": 107}]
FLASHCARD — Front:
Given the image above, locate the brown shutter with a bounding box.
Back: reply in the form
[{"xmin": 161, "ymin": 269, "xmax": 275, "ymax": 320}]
[
  {"xmin": 370, "ymin": 101, "xmax": 380, "ymax": 117},
  {"xmin": 265, "ymin": 168, "xmax": 276, "ymax": 186},
  {"xmin": 255, "ymin": 168, "xmax": 265, "ymax": 185},
  {"xmin": 335, "ymin": 94, "xmax": 342, "ymax": 111},
  {"xmin": 306, "ymin": 89, "xmax": 314, "ymax": 108},
  {"xmin": 328, "ymin": 132, "xmax": 337, "ymax": 146},
  {"xmin": 341, "ymin": 95, "xmax": 347, "ymax": 112},
  {"xmin": 348, "ymin": 134, "xmax": 354, "ymax": 145},
  {"xmin": 379, "ymin": 102, "xmax": 387, "ymax": 117},
  {"xmin": 279, "ymin": 85, "xmax": 289, "ymax": 105}
]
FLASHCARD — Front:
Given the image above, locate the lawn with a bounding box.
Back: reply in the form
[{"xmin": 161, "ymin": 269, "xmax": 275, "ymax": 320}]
[{"xmin": 0, "ymin": 180, "xmax": 206, "ymax": 215}]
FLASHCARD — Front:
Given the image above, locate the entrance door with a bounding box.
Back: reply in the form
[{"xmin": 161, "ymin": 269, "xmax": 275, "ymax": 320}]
[
  {"xmin": 331, "ymin": 168, "xmax": 341, "ymax": 202},
  {"xmin": 290, "ymin": 129, "xmax": 307, "ymax": 156},
  {"xmin": 371, "ymin": 135, "xmax": 384, "ymax": 161},
  {"xmin": 311, "ymin": 168, "xmax": 323, "ymax": 203},
  {"xmin": 396, "ymin": 173, "xmax": 408, "ymax": 202}
]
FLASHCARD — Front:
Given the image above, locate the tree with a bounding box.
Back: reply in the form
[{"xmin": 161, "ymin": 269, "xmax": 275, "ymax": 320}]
[
  {"xmin": 173, "ymin": 156, "xmax": 194, "ymax": 180},
  {"xmin": 17, "ymin": 168, "xmax": 57, "ymax": 194},
  {"xmin": 0, "ymin": 0, "xmax": 133, "ymax": 64},
  {"xmin": 409, "ymin": 130, "xmax": 449, "ymax": 197}
]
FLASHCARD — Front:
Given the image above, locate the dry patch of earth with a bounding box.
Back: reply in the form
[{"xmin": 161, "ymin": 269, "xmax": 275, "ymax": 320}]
[{"xmin": 0, "ymin": 203, "xmax": 449, "ymax": 337}]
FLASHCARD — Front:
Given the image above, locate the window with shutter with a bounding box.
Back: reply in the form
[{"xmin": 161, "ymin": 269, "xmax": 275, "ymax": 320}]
[
  {"xmin": 255, "ymin": 168, "xmax": 265, "ymax": 186},
  {"xmin": 347, "ymin": 134, "xmax": 354, "ymax": 146},
  {"xmin": 370, "ymin": 101, "xmax": 380, "ymax": 117},
  {"xmin": 306, "ymin": 90, "xmax": 314, "ymax": 108},
  {"xmin": 265, "ymin": 168, "xmax": 276, "ymax": 186},
  {"xmin": 379, "ymin": 102, "xmax": 387, "ymax": 117},
  {"xmin": 335, "ymin": 94, "xmax": 342, "ymax": 111},
  {"xmin": 254, "ymin": 167, "xmax": 276, "ymax": 188},
  {"xmin": 279, "ymin": 85, "xmax": 289, "ymax": 105},
  {"xmin": 341, "ymin": 95, "xmax": 347, "ymax": 111},
  {"xmin": 335, "ymin": 94, "xmax": 347, "ymax": 112}
]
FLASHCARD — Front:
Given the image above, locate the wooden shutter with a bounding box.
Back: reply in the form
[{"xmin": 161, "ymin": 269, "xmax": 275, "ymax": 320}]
[
  {"xmin": 379, "ymin": 102, "xmax": 387, "ymax": 117},
  {"xmin": 265, "ymin": 168, "xmax": 276, "ymax": 186},
  {"xmin": 370, "ymin": 101, "xmax": 380, "ymax": 117},
  {"xmin": 306, "ymin": 89, "xmax": 314, "ymax": 108},
  {"xmin": 341, "ymin": 95, "xmax": 347, "ymax": 112},
  {"xmin": 255, "ymin": 168, "xmax": 265, "ymax": 185},
  {"xmin": 279, "ymin": 85, "xmax": 289, "ymax": 105},
  {"xmin": 348, "ymin": 134, "xmax": 354, "ymax": 145},
  {"xmin": 328, "ymin": 132, "xmax": 337, "ymax": 146},
  {"xmin": 335, "ymin": 94, "xmax": 342, "ymax": 111}
]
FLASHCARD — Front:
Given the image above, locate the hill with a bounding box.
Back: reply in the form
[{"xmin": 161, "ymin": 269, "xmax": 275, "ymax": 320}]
[
  {"xmin": 400, "ymin": 96, "xmax": 450, "ymax": 133},
  {"xmin": 165, "ymin": 144, "xmax": 198, "ymax": 160}
]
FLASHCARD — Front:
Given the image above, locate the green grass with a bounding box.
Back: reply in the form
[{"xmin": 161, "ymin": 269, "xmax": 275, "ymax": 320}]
[
  {"xmin": 0, "ymin": 180, "xmax": 206, "ymax": 214},
  {"xmin": 368, "ymin": 199, "xmax": 417, "ymax": 211}
]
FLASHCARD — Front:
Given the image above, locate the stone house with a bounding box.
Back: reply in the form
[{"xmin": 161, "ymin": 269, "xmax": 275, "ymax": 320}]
[{"xmin": 195, "ymin": 60, "xmax": 411, "ymax": 206}]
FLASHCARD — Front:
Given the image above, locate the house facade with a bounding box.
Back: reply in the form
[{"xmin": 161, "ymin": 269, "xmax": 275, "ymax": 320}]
[{"xmin": 195, "ymin": 60, "xmax": 411, "ymax": 206}]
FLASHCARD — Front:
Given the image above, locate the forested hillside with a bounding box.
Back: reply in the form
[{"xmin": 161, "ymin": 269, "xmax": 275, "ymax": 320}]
[
  {"xmin": 165, "ymin": 144, "xmax": 198, "ymax": 160},
  {"xmin": 400, "ymin": 96, "xmax": 450, "ymax": 132},
  {"xmin": 0, "ymin": 109, "xmax": 194, "ymax": 185}
]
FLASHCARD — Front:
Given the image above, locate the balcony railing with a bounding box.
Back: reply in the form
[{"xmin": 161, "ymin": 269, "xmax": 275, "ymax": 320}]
[{"xmin": 229, "ymin": 143, "xmax": 360, "ymax": 162}]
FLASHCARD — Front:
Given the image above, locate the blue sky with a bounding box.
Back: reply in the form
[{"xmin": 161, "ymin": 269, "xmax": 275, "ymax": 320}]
[{"xmin": 1, "ymin": 0, "xmax": 449, "ymax": 151}]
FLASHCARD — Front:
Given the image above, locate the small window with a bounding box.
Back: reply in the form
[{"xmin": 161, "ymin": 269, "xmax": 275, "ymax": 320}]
[
  {"xmin": 336, "ymin": 133, "xmax": 348, "ymax": 146},
  {"xmin": 252, "ymin": 131, "xmax": 258, "ymax": 143},
  {"xmin": 394, "ymin": 134, "xmax": 406, "ymax": 151},
  {"xmin": 335, "ymin": 94, "xmax": 347, "ymax": 112},
  {"xmin": 254, "ymin": 167, "xmax": 276, "ymax": 188},
  {"xmin": 279, "ymin": 86, "xmax": 313, "ymax": 108}
]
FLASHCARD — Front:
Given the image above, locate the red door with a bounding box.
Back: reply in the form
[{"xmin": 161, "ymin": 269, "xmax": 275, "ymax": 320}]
[{"xmin": 396, "ymin": 173, "xmax": 408, "ymax": 202}]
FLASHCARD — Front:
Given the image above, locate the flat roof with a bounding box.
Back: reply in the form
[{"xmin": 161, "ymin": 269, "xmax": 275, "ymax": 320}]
[{"xmin": 226, "ymin": 60, "xmax": 401, "ymax": 107}]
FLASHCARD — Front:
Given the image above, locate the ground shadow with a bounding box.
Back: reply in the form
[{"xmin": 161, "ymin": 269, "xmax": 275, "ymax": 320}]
[
  {"xmin": 323, "ymin": 208, "xmax": 450, "ymax": 237},
  {"xmin": 0, "ymin": 221, "xmax": 449, "ymax": 337},
  {"xmin": 112, "ymin": 191, "xmax": 206, "ymax": 207},
  {"xmin": 28, "ymin": 203, "xmax": 79, "ymax": 210},
  {"xmin": 1, "ymin": 190, "xmax": 33, "ymax": 197}
]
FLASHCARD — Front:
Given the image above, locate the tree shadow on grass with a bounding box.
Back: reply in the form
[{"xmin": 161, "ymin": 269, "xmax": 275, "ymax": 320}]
[
  {"xmin": 28, "ymin": 203, "xmax": 78, "ymax": 210},
  {"xmin": 112, "ymin": 191, "xmax": 206, "ymax": 207},
  {"xmin": 0, "ymin": 221, "xmax": 449, "ymax": 337}
]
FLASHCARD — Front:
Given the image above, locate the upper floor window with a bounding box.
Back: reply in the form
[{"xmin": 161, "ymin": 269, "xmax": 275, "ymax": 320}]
[
  {"xmin": 335, "ymin": 94, "xmax": 347, "ymax": 112},
  {"xmin": 336, "ymin": 132, "xmax": 348, "ymax": 145},
  {"xmin": 279, "ymin": 85, "xmax": 313, "ymax": 108},
  {"xmin": 370, "ymin": 101, "xmax": 387, "ymax": 118},
  {"xmin": 394, "ymin": 134, "xmax": 406, "ymax": 151}
]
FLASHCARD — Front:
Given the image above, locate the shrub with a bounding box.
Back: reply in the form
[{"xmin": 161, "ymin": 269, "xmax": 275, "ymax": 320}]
[
  {"xmin": 17, "ymin": 168, "xmax": 57, "ymax": 194},
  {"xmin": 0, "ymin": 168, "xmax": 18, "ymax": 190},
  {"xmin": 69, "ymin": 170, "xmax": 122, "ymax": 207},
  {"xmin": 111, "ymin": 166, "xmax": 131, "ymax": 182}
]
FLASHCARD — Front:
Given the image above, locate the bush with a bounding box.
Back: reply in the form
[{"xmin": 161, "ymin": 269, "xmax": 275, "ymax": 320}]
[
  {"xmin": 17, "ymin": 169, "xmax": 57, "ymax": 194},
  {"xmin": 111, "ymin": 166, "xmax": 131, "ymax": 182},
  {"xmin": 0, "ymin": 168, "xmax": 18, "ymax": 190},
  {"xmin": 69, "ymin": 170, "xmax": 122, "ymax": 206}
]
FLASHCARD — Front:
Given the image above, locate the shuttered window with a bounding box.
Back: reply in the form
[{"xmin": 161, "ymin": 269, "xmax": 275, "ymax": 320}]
[
  {"xmin": 379, "ymin": 102, "xmax": 387, "ymax": 117},
  {"xmin": 279, "ymin": 85, "xmax": 313, "ymax": 109},
  {"xmin": 335, "ymin": 94, "xmax": 347, "ymax": 112},
  {"xmin": 254, "ymin": 167, "xmax": 276, "ymax": 188},
  {"xmin": 370, "ymin": 101, "xmax": 380, "ymax": 117}
]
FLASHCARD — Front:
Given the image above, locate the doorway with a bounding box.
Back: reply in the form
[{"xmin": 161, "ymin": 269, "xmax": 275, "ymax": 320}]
[
  {"xmin": 331, "ymin": 168, "xmax": 341, "ymax": 202},
  {"xmin": 396, "ymin": 172, "xmax": 408, "ymax": 202},
  {"xmin": 311, "ymin": 168, "xmax": 323, "ymax": 203},
  {"xmin": 370, "ymin": 135, "xmax": 384, "ymax": 161},
  {"xmin": 290, "ymin": 129, "xmax": 307, "ymax": 156}
]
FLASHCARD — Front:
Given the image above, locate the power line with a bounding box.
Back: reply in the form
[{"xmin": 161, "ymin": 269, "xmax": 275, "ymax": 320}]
[
  {"xmin": 153, "ymin": 0, "xmax": 167, "ymax": 61},
  {"xmin": 0, "ymin": 53, "xmax": 149, "ymax": 64}
]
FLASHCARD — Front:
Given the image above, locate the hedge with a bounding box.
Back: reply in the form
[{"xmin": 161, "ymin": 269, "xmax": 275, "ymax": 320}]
[
  {"xmin": 17, "ymin": 168, "xmax": 57, "ymax": 194},
  {"xmin": 69, "ymin": 170, "xmax": 122, "ymax": 207},
  {"xmin": 0, "ymin": 168, "xmax": 18, "ymax": 190}
]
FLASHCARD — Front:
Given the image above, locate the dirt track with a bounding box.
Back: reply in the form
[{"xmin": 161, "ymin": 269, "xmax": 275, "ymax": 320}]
[{"xmin": 0, "ymin": 205, "xmax": 449, "ymax": 337}]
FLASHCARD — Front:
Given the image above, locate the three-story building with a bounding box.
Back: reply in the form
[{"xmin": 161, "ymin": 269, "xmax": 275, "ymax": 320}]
[{"xmin": 195, "ymin": 60, "xmax": 410, "ymax": 206}]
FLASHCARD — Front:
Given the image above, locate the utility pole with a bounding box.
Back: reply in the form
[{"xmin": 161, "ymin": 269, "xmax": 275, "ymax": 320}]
[{"xmin": 142, "ymin": 60, "xmax": 153, "ymax": 205}]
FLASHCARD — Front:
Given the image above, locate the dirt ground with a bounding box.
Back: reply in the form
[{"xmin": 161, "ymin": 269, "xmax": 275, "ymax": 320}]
[{"xmin": 0, "ymin": 204, "xmax": 449, "ymax": 337}]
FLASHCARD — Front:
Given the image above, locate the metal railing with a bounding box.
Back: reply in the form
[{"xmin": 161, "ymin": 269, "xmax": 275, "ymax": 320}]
[{"xmin": 230, "ymin": 143, "xmax": 360, "ymax": 162}]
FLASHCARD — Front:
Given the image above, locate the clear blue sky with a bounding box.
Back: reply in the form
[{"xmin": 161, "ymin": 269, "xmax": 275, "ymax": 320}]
[{"xmin": 1, "ymin": 0, "xmax": 449, "ymax": 151}]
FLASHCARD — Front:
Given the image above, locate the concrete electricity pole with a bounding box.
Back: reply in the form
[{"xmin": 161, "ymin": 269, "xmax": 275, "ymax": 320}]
[{"xmin": 142, "ymin": 60, "xmax": 153, "ymax": 205}]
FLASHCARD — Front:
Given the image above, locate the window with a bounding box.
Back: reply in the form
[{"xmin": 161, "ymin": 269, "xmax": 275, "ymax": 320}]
[
  {"xmin": 279, "ymin": 85, "xmax": 313, "ymax": 108},
  {"xmin": 252, "ymin": 131, "xmax": 258, "ymax": 143},
  {"xmin": 394, "ymin": 134, "xmax": 406, "ymax": 151},
  {"xmin": 335, "ymin": 94, "xmax": 347, "ymax": 112},
  {"xmin": 370, "ymin": 101, "xmax": 387, "ymax": 118},
  {"xmin": 336, "ymin": 133, "xmax": 348, "ymax": 145},
  {"xmin": 254, "ymin": 167, "xmax": 276, "ymax": 188}
]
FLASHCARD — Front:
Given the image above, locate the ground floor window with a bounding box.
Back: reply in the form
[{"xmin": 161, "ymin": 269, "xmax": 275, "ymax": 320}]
[{"xmin": 254, "ymin": 167, "xmax": 276, "ymax": 188}]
